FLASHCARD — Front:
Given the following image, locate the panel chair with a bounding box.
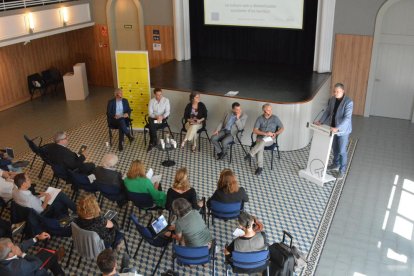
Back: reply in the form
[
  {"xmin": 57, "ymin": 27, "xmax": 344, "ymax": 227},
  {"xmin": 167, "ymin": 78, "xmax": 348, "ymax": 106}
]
[
  {"xmin": 23, "ymin": 135, "xmax": 43, "ymax": 169},
  {"xmin": 130, "ymin": 213, "xmax": 171, "ymax": 276},
  {"xmin": 207, "ymin": 200, "xmax": 243, "ymax": 228},
  {"xmin": 249, "ymin": 127, "xmax": 281, "ymax": 170},
  {"xmin": 179, "ymin": 117, "xmax": 211, "ymax": 152},
  {"xmin": 213, "ymin": 128, "xmax": 248, "ymax": 164},
  {"xmin": 226, "ymin": 249, "xmax": 270, "ymax": 276},
  {"xmin": 126, "ymin": 191, "xmax": 164, "ymax": 231},
  {"xmin": 172, "ymin": 239, "xmax": 217, "ymax": 276},
  {"xmin": 106, "ymin": 109, "xmax": 134, "ymax": 147},
  {"xmin": 143, "ymin": 114, "xmax": 174, "ymax": 146},
  {"xmin": 67, "ymin": 222, "xmax": 105, "ymax": 268},
  {"xmin": 27, "ymin": 73, "xmax": 46, "ymax": 100}
]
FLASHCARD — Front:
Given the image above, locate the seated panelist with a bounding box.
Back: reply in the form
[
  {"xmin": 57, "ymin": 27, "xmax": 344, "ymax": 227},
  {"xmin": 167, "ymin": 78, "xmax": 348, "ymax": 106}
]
[
  {"xmin": 107, "ymin": 88, "xmax": 134, "ymax": 151},
  {"xmin": 147, "ymin": 88, "xmax": 171, "ymax": 152}
]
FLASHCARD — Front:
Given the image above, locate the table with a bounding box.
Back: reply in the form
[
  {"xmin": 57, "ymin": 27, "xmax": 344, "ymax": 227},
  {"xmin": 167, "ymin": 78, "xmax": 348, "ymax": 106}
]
[{"xmin": 157, "ymin": 143, "xmax": 176, "ymax": 167}]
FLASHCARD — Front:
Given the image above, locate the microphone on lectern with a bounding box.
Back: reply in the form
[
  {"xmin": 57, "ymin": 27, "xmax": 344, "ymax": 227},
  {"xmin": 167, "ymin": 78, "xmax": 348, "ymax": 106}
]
[{"xmin": 313, "ymin": 109, "xmax": 325, "ymax": 123}]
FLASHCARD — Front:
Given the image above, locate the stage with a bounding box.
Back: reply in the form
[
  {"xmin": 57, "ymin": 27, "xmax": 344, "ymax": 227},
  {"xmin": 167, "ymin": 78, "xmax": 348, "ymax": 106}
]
[
  {"xmin": 149, "ymin": 58, "xmax": 332, "ymax": 151},
  {"xmin": 150, "ymin": 58, "xmax": 330, "ymax": 103}
]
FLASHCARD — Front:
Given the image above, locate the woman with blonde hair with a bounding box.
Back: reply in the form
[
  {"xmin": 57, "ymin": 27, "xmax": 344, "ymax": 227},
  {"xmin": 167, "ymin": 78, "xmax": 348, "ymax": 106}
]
[
  {"xmin": 123, "ymin": 160, "xmax": 166, "ymax": 208},
  {"xmin": 165, "ymin": 167, "xmax": 203, "ymax": 211},
  {"xmin": 207, "ymin": 168, "xmax": 249, "ymax": 208},
  {"xmin": 75, "ymin": 194, "xmax": 119, "ymax": 248}
]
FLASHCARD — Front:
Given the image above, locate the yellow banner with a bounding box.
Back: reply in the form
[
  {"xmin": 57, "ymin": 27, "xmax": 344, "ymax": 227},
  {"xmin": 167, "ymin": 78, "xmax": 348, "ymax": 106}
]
[{"xmin": 115, "ymin": 51, "xmax": 150, "ymax": 129}]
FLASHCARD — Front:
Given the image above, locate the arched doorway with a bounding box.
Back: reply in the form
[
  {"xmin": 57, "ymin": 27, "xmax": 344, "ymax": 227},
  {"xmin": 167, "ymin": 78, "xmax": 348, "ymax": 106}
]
[
  {"xmin": 365, "ymin": 0, "xmax": 414, "ymax": 122},
  {"xmin": 106, "ymin": 0, "xmax": 146, "ymax": 86}
]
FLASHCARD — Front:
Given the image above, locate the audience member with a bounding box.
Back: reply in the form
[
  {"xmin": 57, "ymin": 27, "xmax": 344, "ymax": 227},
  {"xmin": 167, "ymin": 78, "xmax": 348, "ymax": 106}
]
[
  {"xmin": 106, "ymin": 88, "xmax": 135, "ymax": 151},
  {"xmin": 94, "ymin": 153, "xmax": 124, "ymax": 189},
  {"xmin": 224, "ymin": 211, "xmax": 266, "ymax": 260},
  {"xmin": 75, "ymin": 195, "xmax": 122, "ymax": 249},
  {"xmin": 43, "ymin": 131, "xmax": 95, "ymax": 174},
  {"xmin": 147, "ymin": 88, "xmax": 171, "ymax": 152},
  {"xmin": 166, "ymin": 167, "xmax": 203, "ymax": 211},
  {"xmin": 124, "ymin": 160, "xmax": 166, "ymax": 208},
  {"xmin": 244, "ymin": 103, "xmax": 284, "ymax": 176},
  {"xmin": 169, "ymin": 198, "xmax": 212, "ymax": 247},
  {"xmin": 12, "ymin": 173, "xmax": 76, "ymax": 219},
  {"xmin": 207, "ymin": 169, "xmax": 249, "ymax": 208},
  {"xmin": 211, "ymin": 102, "xmax": 248, "ymax": 160},
  {"xmin": 0, "ymin": 169, "xmax": 16, "ymax": 202},
  {"xmin": 0, "ymin": 151, "xmax": 12, "ymax": 171},
  {"xmin": 0, "ymin": 219, "xmax": 12, "ymax": 239},
  {"xmin": 181, "ymin": 92, "xmax": 208, "ymax": 152},
  {"xmin": 0, "ymin": 232, "xmax": 65, "ymax": 276},
  {"xmin": 97, "ymin": 249, "xmax": 135, "ymax": 276}
]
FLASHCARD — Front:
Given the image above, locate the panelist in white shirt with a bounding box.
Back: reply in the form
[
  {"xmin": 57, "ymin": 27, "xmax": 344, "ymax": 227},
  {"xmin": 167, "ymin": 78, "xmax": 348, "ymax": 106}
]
[{"xmin": 147, "ymin": 88, "xmax": 171, "ymax": 152}]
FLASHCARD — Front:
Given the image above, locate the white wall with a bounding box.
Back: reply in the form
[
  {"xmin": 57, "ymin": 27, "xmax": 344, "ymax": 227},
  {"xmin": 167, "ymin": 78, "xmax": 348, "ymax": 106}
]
[{"xmin": 159, "ymin": 77, "xmax": 331, "ymax": 151}]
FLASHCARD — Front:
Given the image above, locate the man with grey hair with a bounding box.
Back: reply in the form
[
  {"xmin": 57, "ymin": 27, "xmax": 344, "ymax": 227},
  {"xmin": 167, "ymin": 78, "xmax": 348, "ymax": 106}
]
[
  {"xmin": 43, "ymin": 131, "xmax": 95, "ymax": 174},
  {"xmin": 315, "ymin": 82, "xmax": 353, "ymax": 179},
  {"xmin": 0, "ymin": 232, "xmax": 65, "ymax": 275},
  {"xmin": 93, "ymin": 153, "xmax": 125, "ymax": 206},
  {"xmin": 107, "ymin": 88, "xmax": 134, "ymax": 151},
  {"xmin": 244, "ymin": 103, "xmax": 284, "ymax": 176}
]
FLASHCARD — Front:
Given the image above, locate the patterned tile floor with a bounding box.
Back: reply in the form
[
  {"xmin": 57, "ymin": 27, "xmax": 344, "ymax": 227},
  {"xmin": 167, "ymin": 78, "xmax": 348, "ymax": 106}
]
[{"xmin": 8, "ymin": 115, "xmax": 357, "ymax": 275}]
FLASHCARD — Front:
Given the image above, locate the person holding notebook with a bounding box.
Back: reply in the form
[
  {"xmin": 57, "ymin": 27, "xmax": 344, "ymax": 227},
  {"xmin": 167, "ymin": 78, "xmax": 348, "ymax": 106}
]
[{"xmin": 12, "ymin": 173, "xmax": 76, "ymax": 219}]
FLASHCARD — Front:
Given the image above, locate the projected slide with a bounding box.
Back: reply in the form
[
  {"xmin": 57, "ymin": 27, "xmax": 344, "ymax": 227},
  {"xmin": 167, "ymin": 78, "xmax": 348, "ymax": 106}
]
[{"xmin": 204, "ymin": 0, "xmax": 304, "ymax": 29}]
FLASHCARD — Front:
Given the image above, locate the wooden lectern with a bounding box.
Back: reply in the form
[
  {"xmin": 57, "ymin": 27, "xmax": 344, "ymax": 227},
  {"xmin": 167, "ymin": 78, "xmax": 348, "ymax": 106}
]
[
  {"xmin": 299, "ymin": 123, "xmax": 338, "ymax": 186},
  {"xmin": 63, "ymin": 63, "xmax": 89, "ymax": 101}
]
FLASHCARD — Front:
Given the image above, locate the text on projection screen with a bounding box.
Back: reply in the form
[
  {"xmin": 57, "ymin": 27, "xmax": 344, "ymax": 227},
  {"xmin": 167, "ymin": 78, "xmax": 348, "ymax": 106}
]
[{"xmin": 204, "ymin": 0, "xmax": 304, "ymax": 29}]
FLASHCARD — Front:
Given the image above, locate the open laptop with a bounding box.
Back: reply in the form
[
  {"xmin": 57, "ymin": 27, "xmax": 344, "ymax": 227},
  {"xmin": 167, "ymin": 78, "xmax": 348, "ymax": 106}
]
[{"xmin": 150, "ymin": 215, "xmax": 169, "ymax": 237}]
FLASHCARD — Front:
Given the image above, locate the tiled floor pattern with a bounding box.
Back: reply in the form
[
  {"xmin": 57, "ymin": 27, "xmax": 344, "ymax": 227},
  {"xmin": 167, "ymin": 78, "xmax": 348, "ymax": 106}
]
[{"xmin": 5, "ymin": 115, "xmax": 357, "ymax": 275}]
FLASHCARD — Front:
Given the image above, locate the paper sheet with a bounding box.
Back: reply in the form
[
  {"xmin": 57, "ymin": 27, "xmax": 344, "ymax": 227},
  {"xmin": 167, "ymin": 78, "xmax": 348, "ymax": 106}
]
[{"xmin": 39, "ymin": 187, "xmax": 61, "ymax": 205}]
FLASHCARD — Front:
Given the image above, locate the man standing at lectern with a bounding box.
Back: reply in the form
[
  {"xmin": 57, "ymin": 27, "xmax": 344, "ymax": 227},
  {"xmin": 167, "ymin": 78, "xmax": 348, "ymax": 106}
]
[{"xmin": 315, "ymin": 83, "xmax": 353, "ymax": 179}]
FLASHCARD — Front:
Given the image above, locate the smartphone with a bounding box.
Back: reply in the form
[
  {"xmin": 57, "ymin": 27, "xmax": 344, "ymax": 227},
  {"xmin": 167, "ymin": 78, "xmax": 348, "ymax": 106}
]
[{"xmin": 78, "ymin": 145, "xmax": 87, "ymax": 155}]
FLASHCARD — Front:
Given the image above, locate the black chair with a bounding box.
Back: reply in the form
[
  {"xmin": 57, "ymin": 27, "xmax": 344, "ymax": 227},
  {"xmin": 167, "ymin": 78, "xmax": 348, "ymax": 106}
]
[
  {"xmin": 23, "ymin": 135, "xmax": 43, "ymax": 169},
  {"xmin": 41, "ymin": 67, "xmax": 63, "ymax": 95},
  {"xmin": 143, "ymin": 114, "xmax": 174, "ymax": 145},
  {"xmin": 249, "ymin": 127, "xmax": 281, "ymax": 170},
  {"xmin": 130, "ymin": 213, "xmax": 171, "ymax": 275},
  {"xmin": 179, "ymin": 117, "xmax": 211, "ymax": 151},
  {"xmin": 106, "ymin": 110, "xmax": 134, "ymax": 147},
  {"xmin": 27, "ymin": 73, "xmax": 46, "ymax": 100},
  {"xmin": 126, "ymin": 191, "xmax": 163, "ymax": 231},
  {"xmin": 11, "ymin": 201, "xmax": 43, "ymax": 239},
  {"xmin": 95, "ymin": 182, "xmax": 129, "ymax": 227},
  {"xmin": 213, "ymin": 128, "xmax": 248, "ymax": 163},
  {"xmin": 67, "ymin": 170, "xmax": 98, "ymax": 201},
  {"xmin": 50, "ymin": 164, "xmax": 70, "ymax": 188}
]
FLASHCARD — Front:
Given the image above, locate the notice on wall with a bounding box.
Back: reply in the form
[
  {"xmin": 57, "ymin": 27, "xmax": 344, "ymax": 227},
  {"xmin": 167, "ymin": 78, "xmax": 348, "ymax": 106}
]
[
  {"xmin": 153, "ymin": 43, "xmax": 162, "ymax": 51},
  {"xmin": 115, "ymin": 51, "xmax": 151, "ymax": 129}
]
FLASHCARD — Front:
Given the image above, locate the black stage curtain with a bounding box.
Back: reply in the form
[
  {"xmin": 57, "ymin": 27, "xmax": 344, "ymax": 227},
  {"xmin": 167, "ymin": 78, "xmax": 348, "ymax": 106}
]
[{"xmin": 189, "ymin": 0, "xmax": 318, "ymax": 71}]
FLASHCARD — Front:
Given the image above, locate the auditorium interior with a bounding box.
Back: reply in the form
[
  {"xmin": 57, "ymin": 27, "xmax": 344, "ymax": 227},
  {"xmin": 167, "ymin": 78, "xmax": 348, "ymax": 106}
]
[{"xmin": 1, "ymin": 0, "xmax": 414, "ymax": 275}]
